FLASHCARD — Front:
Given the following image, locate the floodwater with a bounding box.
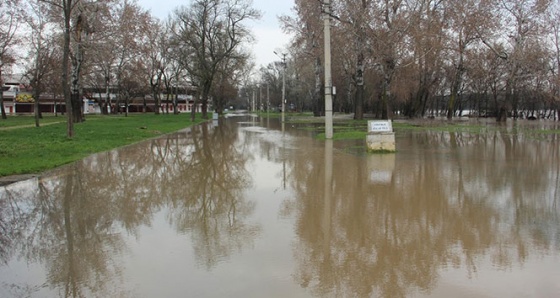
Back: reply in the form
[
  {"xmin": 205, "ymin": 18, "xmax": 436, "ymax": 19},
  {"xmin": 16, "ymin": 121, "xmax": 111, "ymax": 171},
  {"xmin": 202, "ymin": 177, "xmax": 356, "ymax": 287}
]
[{"xmin": 1, "ymin": 115, "xmax": 559, "ymax": 298}]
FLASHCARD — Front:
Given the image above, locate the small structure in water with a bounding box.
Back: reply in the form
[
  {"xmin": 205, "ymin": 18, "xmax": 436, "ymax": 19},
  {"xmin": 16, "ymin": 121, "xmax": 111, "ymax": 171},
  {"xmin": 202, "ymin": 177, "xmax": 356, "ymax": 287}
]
[{"xmin": 366, "ymin": 120, "xmax": 396, "ymax": 153}]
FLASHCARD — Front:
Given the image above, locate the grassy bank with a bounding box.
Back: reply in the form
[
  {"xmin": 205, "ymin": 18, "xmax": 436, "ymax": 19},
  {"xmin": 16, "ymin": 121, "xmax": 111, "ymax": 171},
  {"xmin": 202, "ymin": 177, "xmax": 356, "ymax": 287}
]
[
  {"xmin": 301, "ymin": 117, "xmax": 560, "ymax": 140},
  {"xmin": 0, "ymin": 114, "xmax": 206, "ymax": 177},
  {"xmin": 0, "ymin": 115, "xmax": 64, "ymax": 128}
]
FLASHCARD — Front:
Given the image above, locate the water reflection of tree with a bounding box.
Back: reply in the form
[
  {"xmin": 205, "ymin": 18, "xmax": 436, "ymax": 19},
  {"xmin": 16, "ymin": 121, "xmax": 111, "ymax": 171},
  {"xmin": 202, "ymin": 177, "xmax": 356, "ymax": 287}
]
[
  {"xmin": 0, "ymin": 170, "xmax": 133, "ymax": 297},
  {"xmin": 166, "ymin": 120, "xmax": 259, "ymax": 269},
  {"xmin": 0, "ymin": 185, "xmax": 26, "ymax": 265},
  {"xmin": 38, "ymin": 142, "xmax": 181, "ymax": 296},
  {"xmin": 0, "ymin": 121, "xmax": 258, "ymax": 296},
  {"xmin": 285, "ymin": 129, "xmax": 560, "ymax": 297}
]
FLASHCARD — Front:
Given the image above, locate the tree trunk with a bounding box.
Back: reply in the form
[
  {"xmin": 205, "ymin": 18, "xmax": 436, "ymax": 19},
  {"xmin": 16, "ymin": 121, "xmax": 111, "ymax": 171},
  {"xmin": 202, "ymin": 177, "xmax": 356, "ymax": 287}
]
[
  {"xmin": 151, "ymin": 84, "xmax": 160, "ymax": 115},
  {"xmin": 497, "ymin": 83, "xmax": 512, "ymax": 122},
  {"xmin": 62, "ymin": 2, "xmax": 74, "ymax": 138},
  {"xmin": 0, "ymin": 91, "xmax": 6, "ymax": 120},
  {"xmin": 165, "ymin": 92, "xmax": 170, "ymax": 114},
  {"xmin": 124, "ymin": 94, "xmax": 129, "ymax": 117},
  {"xmin": 104, "ymin": 76, "xmax": 110, "ymax": 115},
  {"xmin": 71, "ymin": 13, "xmax": 84, "ymax": 124},
  {"xmin": 313, "ymin": 57, "xmax": 323, "ymax": 117},
  {"xmin": 354, "ymin": 53, "xmax": 364, "ymax": 120},
  {"xmin": 173, "ymin": 86, "xmax": 179, "ymax": 114},
  {"xmin": 143, "ymin": 95, "xmax": 147, "ymax": 113},
  {"xmin": 114, "ymin": 93, "xmax": 121, "ymax": 115},
  {"xmin": 381, "ymin": 90, "xmax": 389, "ymax": 120},
  {"xmin": 447, "ymin": 93, "xmax": 456, "ymax": 119},
  {"xmin": 72, "ymin": 91, "xmax": 82, "ymax": 122},
  {"xmin": 0, "ymin": 70, "xmax": 6, "ymax": 119},
  {"xmin": 381, "ymin": 56, "xmax": 395, "ymax": 120},
  {"xmin": 34, "ymin": 89, "xmax": 41, "ymax": 127},
  {"xmin": 200, "ymin": 81, "xmax": 211, "ymax": 119},
  {"xmin": 191, "ymin": 95, "xmax": 198, "ymax": 122}
]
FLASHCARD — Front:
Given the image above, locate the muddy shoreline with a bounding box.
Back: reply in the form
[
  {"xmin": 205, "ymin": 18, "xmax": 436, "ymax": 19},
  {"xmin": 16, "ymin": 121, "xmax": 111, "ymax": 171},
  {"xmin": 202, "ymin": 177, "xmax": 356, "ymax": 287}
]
[{"xmin": 0, "ymin": 174, "xmax": 39, "ymax": 186}]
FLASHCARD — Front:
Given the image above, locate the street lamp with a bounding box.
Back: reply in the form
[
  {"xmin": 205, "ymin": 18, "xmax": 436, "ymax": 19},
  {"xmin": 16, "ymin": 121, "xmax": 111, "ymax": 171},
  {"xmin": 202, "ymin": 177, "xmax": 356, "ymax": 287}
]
[{"xmin": 274, "ymin": 51, "xmax": 287, "ymax": 123}]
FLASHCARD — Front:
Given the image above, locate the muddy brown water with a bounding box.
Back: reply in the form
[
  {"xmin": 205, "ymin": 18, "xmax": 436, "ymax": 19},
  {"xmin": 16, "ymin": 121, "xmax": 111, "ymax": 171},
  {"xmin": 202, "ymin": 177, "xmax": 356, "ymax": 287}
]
[{"xmin": 1, "ymin": 116, "xmax": 559, "ymax": 298}]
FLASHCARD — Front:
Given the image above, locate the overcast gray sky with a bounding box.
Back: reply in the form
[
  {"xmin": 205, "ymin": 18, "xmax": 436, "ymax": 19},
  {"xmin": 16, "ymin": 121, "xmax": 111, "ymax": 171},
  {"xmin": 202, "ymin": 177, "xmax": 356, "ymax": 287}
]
[{"xmin": 137, "ymin": 0, "xmax": 295, "ymax": 67}]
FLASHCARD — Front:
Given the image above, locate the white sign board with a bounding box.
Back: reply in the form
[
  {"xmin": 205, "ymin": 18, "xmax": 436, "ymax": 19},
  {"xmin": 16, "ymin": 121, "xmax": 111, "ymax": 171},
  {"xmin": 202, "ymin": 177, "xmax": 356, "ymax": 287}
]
[{"xmin": 368, "ymin": 120, "xmax": 393, "ymax": 133}]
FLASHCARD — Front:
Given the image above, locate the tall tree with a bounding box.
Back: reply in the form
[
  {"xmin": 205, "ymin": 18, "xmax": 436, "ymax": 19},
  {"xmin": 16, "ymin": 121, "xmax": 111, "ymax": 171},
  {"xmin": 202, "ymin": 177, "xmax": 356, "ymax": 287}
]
[
  {"xmin": 212, "ymin": 53, "xmax": 250, "ymax": 114},
  {"xmin": 280, "ymin": 0, "xmax": 325, "ymax": 116},
  {"xmin": 336, "ymin": 0, "xmax": 374, "ymax": 120},
  {"xmin": 144, "ymin": 18, "xmax": 168, "ymax": 114},
  {"xmin": 0, "ymin": 0, "xmax": 23, "ymax": 120},
  {"xmin": 443, "ymin": 0, "xmax": 492, "ymax": 119},
  {"xmin": 371, "ymin": 0, "xmax": 410, "ymax": 119},
  {"xmin": 86, "ymin": 2, "xmax": 119, "ymax": 115},
  {"xmin": 405, "ymin": 0, "xmax": 445, "ymax": 118},
  {"xmin": 479, "ymin": 0, "xmax": 552, "ymax": 121},
  {"xmin": 173, "ymin": 0, "xmax": 260, "ymax": 121},
  {"xmin": 23, "ymin": 0, "xmax": 58, "ymax": 127},
  {"xmin": 39, "ymin": 0, "xmax": 80, "ymax": 137},
  {"xmin": 110, "ymin": 0, "xmax": 151, "ymax": 115},
  {"xmin": 549, "ymin": 2, "xmax": 560, "ymax": 120},
  {"xmin": 40, "ymin": 0, "xmax": 111, "ymax": 135}
]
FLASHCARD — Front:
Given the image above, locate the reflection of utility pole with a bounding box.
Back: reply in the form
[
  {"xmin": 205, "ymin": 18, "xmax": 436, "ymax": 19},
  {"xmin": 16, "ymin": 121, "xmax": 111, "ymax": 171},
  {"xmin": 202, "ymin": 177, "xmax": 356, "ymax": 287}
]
[
  {"xmin": 323, "ymin": 0, "xmax": 333, "ymax": 139},
  {"xmin": 323, "ymin": 139, "xmax": 333, "ymax": 258},
  {"xmin": 274, "ymin": 51, "xmax": 287, "ymax": 123},
  {"xmin": 267, "ymin": 84, "xmax": 270, "ymax": 115},
  {"xmin": 283, "ymin": 157, "xmax": 286, "ymax": 190},
  {"xmin": 259, "ymin": 84, "xmax": 263, "ymax": 111},
  {"xmin": 252, "ymin": 89, "xmax": 256, "ymax": 112}
]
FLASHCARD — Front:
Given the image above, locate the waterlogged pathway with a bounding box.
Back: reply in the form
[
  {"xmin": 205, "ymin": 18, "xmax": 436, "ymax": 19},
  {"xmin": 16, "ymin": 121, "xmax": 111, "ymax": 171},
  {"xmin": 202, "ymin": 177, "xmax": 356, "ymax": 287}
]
[{"xmin": 1, "ymin": 116, "xmax": 559, "ymax": 297}]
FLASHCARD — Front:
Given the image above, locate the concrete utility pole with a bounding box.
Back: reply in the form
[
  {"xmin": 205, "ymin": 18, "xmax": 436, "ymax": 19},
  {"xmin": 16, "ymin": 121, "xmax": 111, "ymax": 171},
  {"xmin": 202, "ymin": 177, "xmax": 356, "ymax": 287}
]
[
  {"xmin": 323, "ymin": 0, "xmax": 334, "ymax": 139},
  {"xmin": 274, "ymin": 51, "xmax": 287, "ymax": 123}
]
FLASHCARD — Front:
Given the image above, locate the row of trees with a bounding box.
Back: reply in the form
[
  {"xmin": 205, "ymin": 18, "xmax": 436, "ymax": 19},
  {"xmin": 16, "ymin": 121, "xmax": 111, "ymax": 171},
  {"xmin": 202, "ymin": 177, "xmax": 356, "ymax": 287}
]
[
  {"xmin": 0, "ymin": 0, "xmax": 260, "ymax": 137},
  {"xmin": 264, "ymin": 0, "xmax": 560, "ymax": 121},
  {"xmin": 4, "ymin": 0, "xmax": 559, "ymax": 139}
]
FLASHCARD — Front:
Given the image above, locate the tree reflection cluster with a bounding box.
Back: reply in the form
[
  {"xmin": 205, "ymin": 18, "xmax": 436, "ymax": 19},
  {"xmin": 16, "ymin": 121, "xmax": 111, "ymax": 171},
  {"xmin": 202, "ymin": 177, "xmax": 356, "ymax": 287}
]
[
  {"xmin": 0, "ymin": 120, "xmax": 257, "ymax": 297},
  {"xmin": 284, "ymin": 127, "xmax": 560, "ymax": 297},
  {"xmin": 1, "ymin": 119, "xmax": 560, "ymax": 297}
]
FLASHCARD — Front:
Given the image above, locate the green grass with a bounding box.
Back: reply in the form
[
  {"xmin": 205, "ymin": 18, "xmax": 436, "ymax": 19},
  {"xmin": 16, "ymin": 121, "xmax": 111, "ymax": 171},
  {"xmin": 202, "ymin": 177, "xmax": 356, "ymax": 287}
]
[
  {"xmin": 305, "ymin": 118, "xmax": 560, "ymax": 140},
  {"xmin": 256, "ymin": 111, "xmax": 314, "ymax": 119},
  {"xmin": 0, "ymin": 114, "xmax": 206, "ymax": 177},
  {"xmin": 316, "ymin": 131, "xmax": 368, "ymax": 140},
  {"xmin": 0, "ymin": 115, "xmax": 64, "ymax": 128}
]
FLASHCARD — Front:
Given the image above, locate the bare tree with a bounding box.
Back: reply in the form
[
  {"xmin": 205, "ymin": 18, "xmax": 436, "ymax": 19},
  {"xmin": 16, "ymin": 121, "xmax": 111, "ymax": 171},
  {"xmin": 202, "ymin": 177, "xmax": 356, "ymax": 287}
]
[
  {"xmin": 111, "ymin": 1, "xmax": 151, "ymax": 115},
  {"xmin": 281, "ymin": 0, "xmax": 326, "ymax": 117},
  {"xmin": 477, "ymin": 0, "xmax": 553, "ymax": 121},
  {"xmin": 549, "ymin": 2, "xmax": 560, "ymax": 120},
  {"xmin": 0, "ymin": 0, "xmax": 23, "ymax": 120},
  {"xmin": 39, "ymin": 0, "xmax": 76, "ymax": 136},
  {"xmin": 22, "ymin": 1, "xmax": 61, "ymax": 127},
  {"xmin": 442, "ymin": 0, "xmax": 492, "ymax": 119},
  {"xmin": 334, "ymin": 0, "xmax": 374, "ymax": 120},
  {"xmin": 162, "ymin": 37, "xmax": 186, "ymax": 115},
  {"xmin": 85, "ymin": 2, "xmax": 119, "ymax": 115},
  {"xmin": 212, "ymin": 53, "xmax": 250, "ymax": 114},
  {"xmin": 144, "ymin": 18, "xmax": 169, "ymax": 115},
  {"xmin": 370, "ymin": 0, "xmax": 410, "ymax": 119},
  {"xmin": 172, "ymin": 0, "xmax": 260, "ymax": 121}
]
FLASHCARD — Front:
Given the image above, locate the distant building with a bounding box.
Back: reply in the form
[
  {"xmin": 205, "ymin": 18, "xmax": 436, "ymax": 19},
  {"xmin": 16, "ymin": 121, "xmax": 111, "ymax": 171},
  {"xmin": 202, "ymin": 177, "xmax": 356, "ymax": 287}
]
[{"xmin": 2, "ymin": 76, "xmax": 202, "ymax": 115}]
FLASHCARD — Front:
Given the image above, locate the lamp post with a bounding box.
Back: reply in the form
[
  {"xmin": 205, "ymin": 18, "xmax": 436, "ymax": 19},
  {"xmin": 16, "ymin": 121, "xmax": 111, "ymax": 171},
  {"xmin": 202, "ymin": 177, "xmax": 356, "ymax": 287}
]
[{"xmin": 274, "ymin": 51, "xmax": 287, "ymax": 123}]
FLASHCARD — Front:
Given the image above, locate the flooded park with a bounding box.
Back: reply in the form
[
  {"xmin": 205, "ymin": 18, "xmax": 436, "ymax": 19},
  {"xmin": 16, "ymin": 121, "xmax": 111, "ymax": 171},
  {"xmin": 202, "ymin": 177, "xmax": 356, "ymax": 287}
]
[{"xmin": 1, "ymin": 115, "xmax": 559, "ymax": 297}]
